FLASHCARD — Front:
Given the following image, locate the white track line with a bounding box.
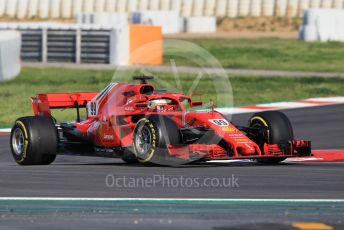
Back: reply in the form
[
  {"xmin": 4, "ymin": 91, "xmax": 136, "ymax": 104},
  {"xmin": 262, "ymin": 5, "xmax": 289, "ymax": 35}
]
[
  {"xmin": 207, "ymin": 159, "xmax": 252, "ymax": 163},
  {"xmin": 0, "ymin": 128, "xmax": 11, "ymax": 132},
  {"xmin": 304, "ymin": 97, "xmax": 344, "ymax": 103},
  {"xmin": 208, "ymin": 158, "xmax": 326, "ymax": 163},
  {"xmin": 216, "ymin": 107, "xmax": 263, "ymax": 114},
  {"xmin": 284, "ymin": 157, "xmax": 323, "ymax": 162},
  {"xmin": 218, "ymin": 96, "xmax": 344, "ymax": 115}
]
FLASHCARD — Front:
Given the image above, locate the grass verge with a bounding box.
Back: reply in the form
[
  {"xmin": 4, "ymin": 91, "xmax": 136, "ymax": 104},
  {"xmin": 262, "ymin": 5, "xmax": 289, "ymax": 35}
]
[{"xmin": 164, "ymin": 38, "xmax": 344, "ymax": 72}]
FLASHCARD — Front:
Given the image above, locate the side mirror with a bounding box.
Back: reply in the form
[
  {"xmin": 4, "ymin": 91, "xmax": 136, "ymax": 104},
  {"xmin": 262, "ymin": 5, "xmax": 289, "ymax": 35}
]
[{"xmin": 190, "ymin": 101, "xmax": 203, "ymax": 107}]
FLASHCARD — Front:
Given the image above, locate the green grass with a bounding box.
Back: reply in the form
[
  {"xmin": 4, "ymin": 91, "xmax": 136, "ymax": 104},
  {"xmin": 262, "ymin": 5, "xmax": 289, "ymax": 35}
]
[
  {"xmin": 0, "ymin": 67, "xmax": 343, "ymax": 127},
  {"xmin": 164, "ymin": 38, "xmax": 344, "ymax": 72}
]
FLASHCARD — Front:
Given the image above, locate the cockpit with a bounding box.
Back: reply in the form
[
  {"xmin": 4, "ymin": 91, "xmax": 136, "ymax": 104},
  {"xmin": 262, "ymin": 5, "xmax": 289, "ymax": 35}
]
[{"xmin": 147, "ymin": 98, "xmax": 181, "ymax": 112}]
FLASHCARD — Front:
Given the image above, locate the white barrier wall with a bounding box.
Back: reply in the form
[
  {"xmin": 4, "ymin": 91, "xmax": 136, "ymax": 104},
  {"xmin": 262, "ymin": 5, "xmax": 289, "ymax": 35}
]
[
  {"xmin": 193, "ymin": 0, "xmax": 205, "ymax": 16},
  {"xmin": 181, "ymin": 0, "xmax": 193, "ymax": 17},
  {"xmin": 130, "ymin": 11, "xmax": 180, "ymax": 34},
  {"xmin": 216, "ymin": 0, "xmax": 227, "ymax": 17},
  {"xmin": 299, "ymin": 9, "xmax": 344, "ymax": 42},
  {"xmin": 227, "ymin": 0, "xmax": 238, "ymax": 18},
  {"xmin": 95, "ymin": 0, "xmax": 106, "ymax": 12},
  {"xmin": 50, "ymin": 0, "xmax": 61, "ymax": 19},
  {"xmin": 38, "ymin": 0, "xmax": 50, "ymax": 19},
  {"xmin": 1, "ymin": 0, "xmax": 344, "ymax": 19},
  {"xmin": 0, "ymin": 0, "xmax": 5, "ymax": 17},
  {"xmin": 160, "ymin": 0, "xmax": 171, "ymax": 11},
  {"xmin": 275, "ymin": 0, "xmax": 287, "ymax": 17},
  {"xmin": 73, "ymin": 0, "xmax": 83, "ymax": 15},
  {"xmin": 83, "ymin": 0, "xmax": 94, "ymax": 12},
  {"xmin": 184, "ymin": 16, "xmax": 216, "ymax": 33},
  {"xmin": 6, "ymin": 0, "xmax": 17, "ymax": 17},
  {"xmin": 298, "ymin": 0, "xmax": 310, "ymax": 17},
  {"xmin": 321, "ymin": 0, "xmax": 333, "ymax": 8},
  {"xmin": 17, "ymin": 0, "xmax": 29, "ymax": 19},
  {"xmin": 28, "ymin": 0, "xmax": 39, "ymax": 18},
  {"xmin": 287, "ymin": 0, "xmax": 299, "ymax": 17},
  {"xmin": 77, "ymin": 10, "xmax": 216, "ymax": 34},
  {"xmin": 105, "ymin": 0, "xmax": 116, "ymax": 12},
  {"xmin": 128, "ymin": 0, "xmax": 138, "ymax": 12},
  {"xmin": 109, "ymin": 25, "xmax": 129, "ymax": 66},
  {"xmin": 204, "ymin": 0, "xmax": 216, "ymax": 16},
  {"xmin": 131, "ymin": 11, "xmax": 180, "ymax": 34},
  {"xmin": 171, "ymin": 0, "xmax": 182, "ymax": 13},
  {"xmin": 117, "ymin": 0, "xmax": 127, "ymax": 12},
  {"xmin": 333, "ymin": 0, "xmax": 344, "ymax": 8},
  {"xmin": 309, "ymin": 0, "xmax": 321, "ymax": 8},
  {"xmin": 77, "ymin": 12, "xmax": 128, "ymax": 28},
  {"xmin": 238, "ymin": 0, "xmax": 251, "ymax": 17},
  {"xmin": 149, "ymin": 0, "xmax": 160, "ymax": 11},
  {"xmin": 251, "ymin": 0, "xmax": 262, "ymax": 17},
  {"xmin": 262, "ymin": 0, "xmax": 275, "ymax": 16},
  {"xmin": 138, "ymin": 0, "xmax": 148, "ymax": 11},
  {"xmin": 61, "ymin": 0, "xmax": 73, "ymax": 18},
  {"xmin": 0, "ymin": 31, "xmax": 21, "ymax": 81}
]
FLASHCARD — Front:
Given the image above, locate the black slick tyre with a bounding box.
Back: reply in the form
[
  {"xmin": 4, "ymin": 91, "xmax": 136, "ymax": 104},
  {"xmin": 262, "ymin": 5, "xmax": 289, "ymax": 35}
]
[
  {"xmin": 132, "ymin": 115, "xmax": 181, "ymax": 166},
  {"xmin": 10, "ymin": 116, "xmax": 57, "ymax": 165},
  {"xmin": 249, "ymin": 111, "xmax": 294, "ymax": 164}
]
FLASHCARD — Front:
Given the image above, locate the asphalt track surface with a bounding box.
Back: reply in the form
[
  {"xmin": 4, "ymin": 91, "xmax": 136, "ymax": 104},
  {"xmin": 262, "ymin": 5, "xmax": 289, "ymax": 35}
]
[
  {"xmin": 0, "ymin": 199, "xmax": 343, "ymax": 230},
  {"xmin": 0, "ymin": 104, "xmax": 343, "ymax": 198},
  {"xmin": 0, "ymin": 104, "xmax": 343, "ymax": 229}
]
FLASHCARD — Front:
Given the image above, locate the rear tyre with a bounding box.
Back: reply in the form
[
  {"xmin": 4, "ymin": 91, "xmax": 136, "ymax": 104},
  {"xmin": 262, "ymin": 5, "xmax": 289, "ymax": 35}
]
[
  {"xmin": 132, "ymin": 115, "xmax": 181, "ymax": 165},
  {"xmin": 10, "ymin": 116, "xmax": 58, "ymax": 165},
  {"xmin": 249, "ymin": 111, "xmax": 294, "ymax": 164}
]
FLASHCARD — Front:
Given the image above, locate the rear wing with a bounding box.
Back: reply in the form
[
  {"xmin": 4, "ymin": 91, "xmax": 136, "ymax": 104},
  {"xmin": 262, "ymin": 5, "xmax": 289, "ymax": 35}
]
[{"xmin": 31, "ymin": 92, "xmax": 98, "ymax": 120}]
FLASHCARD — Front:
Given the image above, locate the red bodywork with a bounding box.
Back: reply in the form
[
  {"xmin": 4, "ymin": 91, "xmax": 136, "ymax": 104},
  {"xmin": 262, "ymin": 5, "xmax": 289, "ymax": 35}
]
[{"xmin": 31, "ymin": 82, "xmax": 310, "ymax": 161}]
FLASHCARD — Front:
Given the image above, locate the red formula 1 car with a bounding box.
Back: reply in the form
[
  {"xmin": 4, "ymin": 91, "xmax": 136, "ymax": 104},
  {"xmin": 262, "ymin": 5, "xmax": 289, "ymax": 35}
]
[{"xmin": 10, "ymin": 76, "xmax": 311, "ymax": 166}]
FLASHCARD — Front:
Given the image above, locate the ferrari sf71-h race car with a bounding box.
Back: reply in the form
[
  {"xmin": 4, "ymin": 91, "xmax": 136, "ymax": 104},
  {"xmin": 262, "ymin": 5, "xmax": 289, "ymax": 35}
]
[{"xmin": 10, "ymin": 76, "xmax": 311, "ymax": 166}]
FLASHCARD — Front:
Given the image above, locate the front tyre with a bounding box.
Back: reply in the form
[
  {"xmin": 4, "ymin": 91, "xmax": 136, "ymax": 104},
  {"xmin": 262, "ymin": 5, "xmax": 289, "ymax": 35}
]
[
  {"xmin": 10, "ymin": 116, "xmax": 57, "ymax": 165},
  {"xmin": 132, "ymin": 115, "xmax": 180, "ymax": 165},
  {"xmin": 249, "ymin": 111, "xmax": 294, "ymax": 164}
]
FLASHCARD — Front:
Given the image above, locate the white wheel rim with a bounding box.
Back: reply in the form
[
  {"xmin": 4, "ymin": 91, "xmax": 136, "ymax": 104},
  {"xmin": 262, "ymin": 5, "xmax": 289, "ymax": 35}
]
[
  {"xmin": 12, "ymin": 128, "xmax": 25, "ymax": 156},
  {"xmin": 134, "ymin": 125, "xmax": 152, "ymax": 159}
]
